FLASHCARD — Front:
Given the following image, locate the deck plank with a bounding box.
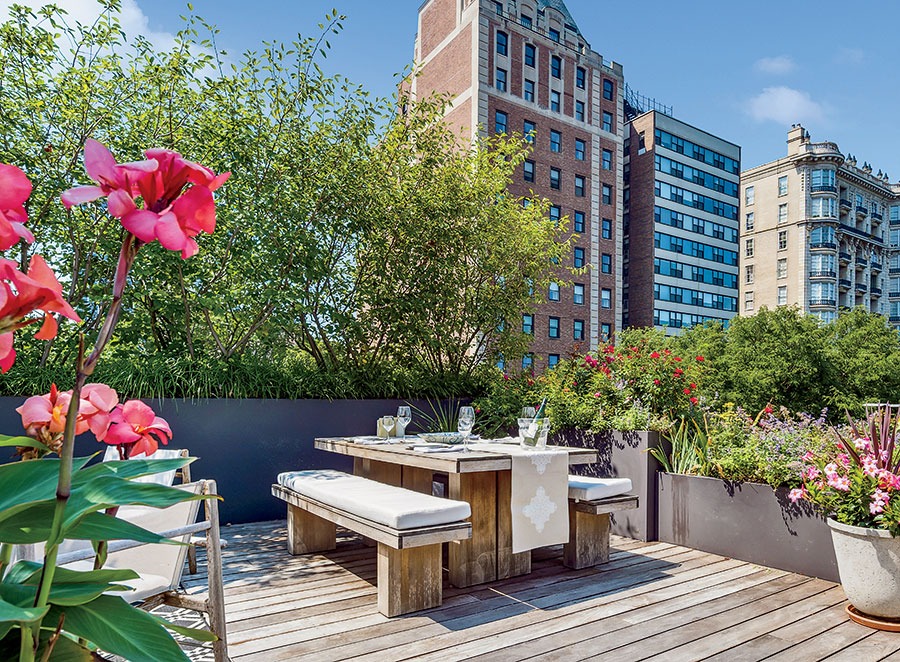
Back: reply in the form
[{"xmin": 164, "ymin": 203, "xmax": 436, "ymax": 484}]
[{"xmin": 171, "ymin": 519, "xmax": 897, "ymax": 662}]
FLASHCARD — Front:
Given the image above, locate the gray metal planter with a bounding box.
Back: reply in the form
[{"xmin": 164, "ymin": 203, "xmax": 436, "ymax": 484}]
[{"xmin": 657, "ymin": 472, "xmax": 839, "ymax": 582}]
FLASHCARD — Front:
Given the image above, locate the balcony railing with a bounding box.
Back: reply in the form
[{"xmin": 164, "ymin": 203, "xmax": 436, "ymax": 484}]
[
  {"xmin": 809, "ymin": 270, "xmax": 836, "ymax": 279},
  {"xmin": 889, "ymin": 291, "xmax": 900, "ymax": 298},
  {"xmin": 838, "ymin": 251, "xmax": 851, "ymax": 262},
  {"xmin": 891, "ymin": 315, "xmax": 900, "ymax": 323},
  {"xmin": 839, "ymin": 278, "xmax": 851, "ymax": 289},
  {"xmin": 811, "ymin": 241, "xmax": 837, "ymax": 250},
  {"xmin": 891, "ymin": 216, "xmax": 900, "ymax": 227},
  {"xmin": 856, "ymin": 206, "xmax": 868, "ymax": 217},
  {"xmin": 855, "ymin": 256, "xmax": 869, "ymax": 267},
  {"xmin": 809, "ymin": 298, "xmax": 837, "ymax": 307},
  {"xmin": 840, "ymin": 198, "xmax": 852, "ymax": 209},
  {"xmin": 872, "ymin": 261, "xmax": 883, "ymax": 271},
  {"xmin": 872, "ymin": 287, "xmax": 882, "ymax": 296},
  {"xmin": 855, "ymin": 283, "xmax": 868, "ymax": 293},
  {"xmin": 838, "ymin": 223, "xmax": 882, "ymax": 243},
  {"xmin": 890, "ymin": 267, "xmax": 900, "ymax": 275},
  {"xmin": 810, "ymin": 184, "xmax": 837, "ymax": 194},
  {"xmin": 873, "ymin": 211, "xmax": 884, "ymax": 221}
]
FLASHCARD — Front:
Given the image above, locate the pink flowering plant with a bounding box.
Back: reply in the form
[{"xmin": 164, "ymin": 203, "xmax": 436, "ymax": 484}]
[
  {"xmin": 791, "ymin": 405, "xmax": 900, "ymax": 536},
  {"xmin": 0, "ymin": 142, "xmax": 228, "ymax": 661}
]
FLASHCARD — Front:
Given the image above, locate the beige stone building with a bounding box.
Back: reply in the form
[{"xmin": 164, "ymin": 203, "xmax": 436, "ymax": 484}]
[{"xmin": 740, "ymin": 125, "xmax": 899, "ymax": 326}]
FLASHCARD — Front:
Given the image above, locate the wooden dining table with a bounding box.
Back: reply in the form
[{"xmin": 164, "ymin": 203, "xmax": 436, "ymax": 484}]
[{"xmin": 314, "ymin": 437, "xmax": 597, "ymax": 588}]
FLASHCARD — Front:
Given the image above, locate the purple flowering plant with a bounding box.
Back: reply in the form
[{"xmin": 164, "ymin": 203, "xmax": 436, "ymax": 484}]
[{"xmin": 791, "ymin": 404, "xmax": 900, "ymax": 536}]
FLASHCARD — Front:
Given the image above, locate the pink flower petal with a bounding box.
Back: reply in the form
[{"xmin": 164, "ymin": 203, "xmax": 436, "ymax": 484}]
[
  {"xmin": 0, "ymin": 333, "xmax": 15, "ymax": 373},
  {"xmin": 121, "ymin": 209, "xmax": 161, "ymax": 243},
  {"xmin": 0, "ymin": 164, "xmax": 32, "ymax": 208},
  {"xmin": 172, "ymin": 185, "xmax": 215, "ymax": 235},
  {"xmin": 16, "ymin": 395, "xmax": 52, "ymax": 427},
  {"xmin": 122, "ymin": 399, "xmax": 156, "ymax": 428},
  {"xmin": 107, "ymin": 189, "xmax": 136, "ymax": 218},
  {"xmin": 61, "ymin": 185, "xmax": 105, "ymax": 209},
  {"xmin": 83, "ymin": 139, "xmax": 118, "ymax": 185},
  {"xmin": 33, "ymin": 312, "xmax": 58, "ymax": 340},
  {"xmin": 154, "ymin": 212, "xmax": 188, "ymax": 252}
]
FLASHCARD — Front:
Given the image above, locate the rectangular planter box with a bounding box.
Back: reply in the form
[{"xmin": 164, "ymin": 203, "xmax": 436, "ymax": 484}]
[
  {"xmin": 559, "ymin": 429, "xmax": 663, "ymax": 542},
  {"xmin": 657, "ymin": 472, "xmax": 838, "ymax": 582}
]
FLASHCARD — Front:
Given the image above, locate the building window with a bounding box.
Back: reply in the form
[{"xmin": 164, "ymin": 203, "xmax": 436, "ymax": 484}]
[
  {"xmin": 522, "ymin": 42, "xmax": 536, "ymax": 68},
  {"xmin": 811, "ymin": 168, "xmax": 836, "ymax": 191},
  {"xmin": 745, "ymin": 264, "xmax": 754, "ymax": 284},
  {"xmin": 521, "ymin": 353, "xmax": 533, "ymax": 370},
  {"xmin": 777, "ymin": 286, "xmax": 787, "ymax": 306},
  {"xmin": 524, "ymin": 79, "xmax": 535, "ymax": 102},
  {"xmin": 549, "ymin": 205, "xmax": 560, "ymax": 223},
  {"xmin": 601, "ymin": 253, "xmax": 612, "ymax": 273},
  {"xmin": 573, "ymin": 211, "xmax": 585, "ymax": 233},
  {"xmin": 496, "ymin": 31, "xmax": 508, "ymax": 56},
  {"xmin": 777, "ymin": 258, "xmax": 787, "ymax": 279},
  {"xmin": 602, "ymin": 79, "xmax": 614, "ymax": 100},
  {"xmin": 494, "ymin": 1, "xmax": 503, "ymax": 15},
  {"xmin": 573, "ymin": 319, "xmax": 585, "ymax": 341},
  {"xmin": 551, "ymin": 55, "xmax": 562, "ymax": 78},
  {"xmin": 602, "ymin": 149, "xmax": 612, "ymax": 170},
  {"xmin": 602, "ymin": 218, "xmax": 612, "ymax": 239},
  {"xmin": 778, "ymin": 203, "xmax": 788, "ymax": 224},
  {"xmin": 548, "ymin": 27, "xmax": 560, "ymax": 42},
  {"xmin": 573, "ymin": 283, "xmax": 585, "ymax": 304},
  {"xmin": 520, "ymin": 14, "xmax": 532, "ymax": 28},
  {"xmin": 548, "ymin": 354, "xmax": 560, "ymax": 368},
  {"xmin": 575, "ymin": 175, "xmax": 585, "ymax": 197},
  {"xmin": 550, "ymin": 167, "xmax": 561, "ymax": 189},
  {"xmin": 548, "ymin": 282, "xmax": 560, "ymax": 301},
  {"xmin": 745, "ymin": 186, "xmax": 755, "ymax": 205},
  {"xmin": 575, "ymin": 100, "xmax": 585, "ymax": 122},
  {"xmin": 602, "ymin": 111, "xmax": 613, "ymax": 132},
  {"xmin": 811, "ymin": 197, "xmax": 836, "ymax": 218},
  {"xmin": 550, "ymin": 129, "xmax": 561, "ymax": 152},
  {"xmin": 548, "ymin": 316, "xmax": 560, "ymax": 338},
  {"xmin": 550, "ymin": 90, "xmax": 561, "ymax": 112},
  {"xmin": 601, "ymin": 288, "xmax": 611, "ymax": 309},
  {"xmin": 745, "ymin": 212, "xmax": 754, "ymax": 231},
  {"xmin": 778, "ymin": 175, "xmax": 788, "ymax": 196},
  {"xmin": 522, "ymin": 314, "xmax": 534, "ymax": 335},
  {"xmin": 600, "ymin": 323, "xmax": 611, "ymax": 340},
  {"xmin": 574, "ymin": 247, "xmax": 585, "ymax": 268},
  {"xmin": 575, "ymin": 139, "xmax": 586, "ymax": 161},
  {"xmin": 576, "ymin": 66, "xmax": 586, "ymax": 89},
  {"xmin": 495, "ymin": 110, "xmax": 507, "ymax": 134},
  {"xmin": 523, "ymin": 159, "xmax": 534, "ymax": 182},
  {"xmin": 523, "ymin": 119, "xmax": 535, "ymax": 143},
  {"xmin": 744, "ymin": 291, "xmax": 754, "ymax": 312},
  {"xmin": 745, "ymin": 238, "xmax": 754, "ymax": 258},
  {"xmin": 778, "ymin": 230, "xmax": 787, "ymax": 250},
  {"xmin": 602, "ymin": 184, "xmax": 612, "ymax": 205},
  {"xmin": 495, "ymin": 68, "xmax": 507, "ymax": 92}
]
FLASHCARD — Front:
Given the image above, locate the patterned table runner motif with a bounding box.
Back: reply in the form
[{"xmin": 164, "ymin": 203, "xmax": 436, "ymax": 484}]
[{"xmin": 507, "ymin": 447, "xmax": 569, "ymax": 554}]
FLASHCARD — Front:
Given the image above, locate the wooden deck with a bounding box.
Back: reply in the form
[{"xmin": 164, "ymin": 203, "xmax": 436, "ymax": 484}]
[{"xmin": 182, "ymin": 520, "xmax": 900, "ymax": 661}]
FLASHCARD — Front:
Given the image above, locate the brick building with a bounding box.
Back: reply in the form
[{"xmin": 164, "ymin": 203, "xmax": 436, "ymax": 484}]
[{"xmin": 410, "ymin": 0, "xmax": 624, "ymax": 370}]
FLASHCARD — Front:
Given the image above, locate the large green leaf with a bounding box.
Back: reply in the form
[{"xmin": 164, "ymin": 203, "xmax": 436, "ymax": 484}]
[
  {"xmin": 0, "ymin": 434, "xmax": 48, "ymax": 451},
  {"xmin": 0, "ymin": 594, "xmax": 48, "ymax": 625},
  {"xmin": 0, "ymin": 457, "xmax": 91, "ymax": 525},
  {"xmin": 72, "ymin": 457, "xmax": 193, "ymax": 486},
  {"xmin": 5, "ymin": 561, "xmax": 138, "ymax": 586},
  {"xmin": 0, "ymin": 629, "xmax": 95, "ymax": 662},
  {"xmin": 150, "ymin": 613, "xmax": 218, "ymax": 643},
  {"xmin": 67, "ymin": 511, "xmax": 177, "ymax": 545},
  {"xmin": 0, "ymin": 499, "xmax": 56, "ymax": 543},
  {"xmin": 47, "ymin": 595, "xmax": 189, "ymax": 662}
]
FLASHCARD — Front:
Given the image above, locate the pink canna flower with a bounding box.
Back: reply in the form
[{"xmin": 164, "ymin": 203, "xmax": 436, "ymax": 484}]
[
  {"xmin": 79, "ymin": 383, "xmax": 119, "ymax": 438},
  {"xmin": 17, "ymin": 384, "xmax": 75, "ymax": 438},
  {"xmin": 100, "ymin": 400, "xmax": 172, "ymax": 457},
  {"xmin": 62, "ymin": 140, "xmax": 229, "ymax": 259},
  {"xmin": 0, "ymin": 163, "xmax": 35, "ymax": 249},
  {"xmin": 0, "ymin": 255, "xmax": 81, "ymax": 373}
]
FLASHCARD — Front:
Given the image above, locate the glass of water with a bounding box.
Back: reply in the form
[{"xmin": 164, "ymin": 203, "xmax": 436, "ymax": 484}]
[{"xmin": 457, "ymin": 406, "xmax": 475, "ymax": 452}]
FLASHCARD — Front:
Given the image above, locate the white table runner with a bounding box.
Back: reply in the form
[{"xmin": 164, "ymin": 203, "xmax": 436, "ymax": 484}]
[{"xmin": 502, "ymin": 446, "xmax": 569, "ymax": 554}]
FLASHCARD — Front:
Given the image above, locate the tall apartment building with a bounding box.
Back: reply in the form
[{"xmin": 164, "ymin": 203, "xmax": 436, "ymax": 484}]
[
  {"xmin": 623, "ymin": 110, "xmax": 741, "ymax": 333},
  {"xmin": 411, "ymin": 0, "xmax": 624, "ymax": 370},
  {"xmin": 740, "ymin": 125, "xmax": 899, "ymax": 325}
]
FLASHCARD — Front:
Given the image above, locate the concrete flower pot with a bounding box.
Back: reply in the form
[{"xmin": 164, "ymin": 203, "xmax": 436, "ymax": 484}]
[{"xmin": 828, "ymin": 518, "xmax": 900, "ymax": 619}]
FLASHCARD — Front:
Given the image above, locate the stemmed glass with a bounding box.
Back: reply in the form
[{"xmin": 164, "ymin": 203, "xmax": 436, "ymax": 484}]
[
  {"xmin": 381, "ymin": 416, "xmax": 396, "ymax": 439},
  {"xmin": 396, "ymin": 406, "xmax": 412, "ymax": 437},
  {"xmin": 458, "ymin": 406, "xmax": 475, "ymax": 452}
]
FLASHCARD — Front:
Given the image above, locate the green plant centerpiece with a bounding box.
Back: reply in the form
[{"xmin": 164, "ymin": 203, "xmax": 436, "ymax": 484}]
[
  {"xmin": 0, "ymin": 139, "xmax": 228, "ymax": 660},
  {"xmin": 792, "ymin": 404, "xmax": 900, "ymax": 626}
]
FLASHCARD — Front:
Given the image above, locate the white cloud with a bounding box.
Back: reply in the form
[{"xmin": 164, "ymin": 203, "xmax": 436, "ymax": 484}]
[
  {"xmin": 747, "ymin": 86, "xmax": 826, "ymax": 125},
  {"xmin": 0, "ymin": 0, "xmax": 176, "ymax": 51},
  {"xmin": 754, "ymin": 55, "xmax": 796, "ymax": 75},
  {"xmin": 836, "ymin": 47, "xmax": 865, "ymax": 65}
]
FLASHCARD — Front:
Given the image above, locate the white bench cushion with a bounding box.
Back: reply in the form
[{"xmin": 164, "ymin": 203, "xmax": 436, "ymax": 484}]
[
  {"xmin": 568, "ymin": 476, "xmax": 633, "ymax": 501},
  {"xmin": 277, "ymin": 470, "xmax": 471, "ymax": 530}
]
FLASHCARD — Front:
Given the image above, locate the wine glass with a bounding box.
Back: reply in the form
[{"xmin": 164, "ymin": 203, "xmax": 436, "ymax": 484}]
[
  {"xmin": 381, "ymin": 416, "xmax": 396, "ymax": 439},
  {"xmin": 458, "ymin": 406, "xmax": 475, "ymax": 452},
  {"xmin": 521, "ymin": 406, "xmax": 536, "ymax": 419},
  {"xmin": 396, "ymin": 406, "xmax": 412, "ymax": 437}
]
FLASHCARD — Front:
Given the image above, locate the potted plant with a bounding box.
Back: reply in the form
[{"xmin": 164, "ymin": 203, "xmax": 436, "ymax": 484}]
[{"xmin": 792, "ymin": 403, "xmax": 900, "ymax": 629}]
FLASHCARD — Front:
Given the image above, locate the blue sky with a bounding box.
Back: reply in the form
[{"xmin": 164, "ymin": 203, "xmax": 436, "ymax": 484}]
[{"xmin": 11, "ymin": 0, "xmax": 900, "ymax": 174}]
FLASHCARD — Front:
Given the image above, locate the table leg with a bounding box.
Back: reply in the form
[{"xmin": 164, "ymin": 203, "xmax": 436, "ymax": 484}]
[
  {"xmin": 448, "ymin": 471, "xmax": 497, "ymax": 587},
  {"xmin": 496, "ymin": 469, "xmax": 531, "ymax": 579}
]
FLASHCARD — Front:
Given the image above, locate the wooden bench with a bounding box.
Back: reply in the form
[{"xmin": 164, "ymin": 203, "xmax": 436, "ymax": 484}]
[
  {"xmin": 272, "ymin": 470, "xmax": 472, "ymax": 617},
  {"xmin": 563, "ymin": 476, "xmax": 639, "ymax": 570}
]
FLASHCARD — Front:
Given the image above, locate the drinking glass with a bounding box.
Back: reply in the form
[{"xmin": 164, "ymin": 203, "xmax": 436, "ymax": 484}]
[
  {"xmin": 381, "ymin": 416, "xmax": 396, "ymax": 439},
  {"xmin": 457, "ymin": 406, "xmax": 475, "ymax": 452},
  {"xmin": 521, "ymin": 406, "xmax": 536, "ymax": 419},
  {"xmin": 396, "ymin": 406, "xmax": 412, "ymax": 437}
]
